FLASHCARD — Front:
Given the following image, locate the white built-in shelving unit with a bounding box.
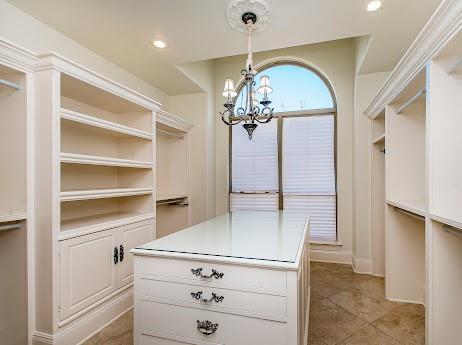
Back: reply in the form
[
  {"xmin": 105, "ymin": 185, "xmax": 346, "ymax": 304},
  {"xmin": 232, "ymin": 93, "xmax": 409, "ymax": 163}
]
[
  {"xmin": 364, "ymin": 1, "xmax": 462, "ymax": 343},
  {"xmin": 156, "ymin": 109, "xmax": 192, "ymax": 238},
  {"xmin": 0, "ymin": 39, "xmax": 36, "ymax": 345},
  {"xmin": 370, "ymin": 112, "xmax": 386, "ymax": 276},
  {"xmin": 33, "ymin": 53, "xmax": 160, "ymax": 344}
]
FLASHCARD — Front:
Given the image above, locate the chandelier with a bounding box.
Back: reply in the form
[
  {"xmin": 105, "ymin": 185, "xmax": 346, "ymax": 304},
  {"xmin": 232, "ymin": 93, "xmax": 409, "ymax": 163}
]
[{"xmin": 221, "ymin": 10, "xmax": 274, "ymax": 140}]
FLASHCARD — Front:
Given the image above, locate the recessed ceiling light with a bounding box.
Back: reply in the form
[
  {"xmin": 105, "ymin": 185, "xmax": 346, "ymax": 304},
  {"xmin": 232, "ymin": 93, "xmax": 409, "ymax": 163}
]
[
  {"xmin": 152, "ymin": 40, "xmax": 166, "ymax": 49},
  {"xmin": 367, "ymin": 0, "xmax": 382, "ymax": 12}
]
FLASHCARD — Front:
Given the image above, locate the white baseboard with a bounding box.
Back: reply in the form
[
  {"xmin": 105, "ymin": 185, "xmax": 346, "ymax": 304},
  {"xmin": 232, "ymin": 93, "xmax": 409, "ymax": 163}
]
[
  {"xmin": 310, "ymin": 249, "xmax": 352, "ymax": 264},
  {"xmin": 352, "ymin": 254, "xmax": 372, "ymax": 274},
  {"xmin": 32, "ymin": 287, "xmax": 133, "ymax": 345}
]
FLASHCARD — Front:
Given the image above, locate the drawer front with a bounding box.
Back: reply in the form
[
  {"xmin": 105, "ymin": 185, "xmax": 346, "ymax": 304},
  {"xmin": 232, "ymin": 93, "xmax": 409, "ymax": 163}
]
[
  {"xmin": 140, "ymin": 300, "xmax": 286, "ymax": 345},
  {"xmin": 141, "ymin": 335, "xmax": 195, "ymax": 345},
  {"xmin": 136, "ymin": 256, "xmax": 286, "ymax": 295},
  {"xmin": 140, "ymin": 278, "xmax": 286, "ymax": 321}
]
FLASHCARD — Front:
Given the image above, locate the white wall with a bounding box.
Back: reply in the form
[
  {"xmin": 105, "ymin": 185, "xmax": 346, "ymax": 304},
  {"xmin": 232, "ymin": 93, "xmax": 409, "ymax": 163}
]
[
  {"xmin": 0, "ymin": 0, "xmax": 169, "ymax": 106},
  {"xmin": 213, "ymin": 39, "xmax": 356, "ymax": 263},
  {"xmin": 171, "ymin": 61, "xmax": 216, "ymax": 223},
  {"xmin": 353, "ymin": 71, "xmax": 390, "ymax": 273}
]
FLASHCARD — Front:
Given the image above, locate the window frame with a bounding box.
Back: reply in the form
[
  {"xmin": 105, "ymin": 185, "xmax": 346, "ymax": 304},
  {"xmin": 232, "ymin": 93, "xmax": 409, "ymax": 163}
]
[{"xmin": 228, "ymin": 62, "xmax": 338, "ymax": 244}]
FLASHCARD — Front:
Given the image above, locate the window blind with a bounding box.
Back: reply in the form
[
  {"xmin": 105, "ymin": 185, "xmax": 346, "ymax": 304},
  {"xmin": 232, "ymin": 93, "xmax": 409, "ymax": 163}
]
[
  {"xmin": 282, "ymin": 115, "xmax": 337, "ymax": 242},
  {"xmin": 231, "ymin": 120, "xmax": 278, "ymax": 193}
]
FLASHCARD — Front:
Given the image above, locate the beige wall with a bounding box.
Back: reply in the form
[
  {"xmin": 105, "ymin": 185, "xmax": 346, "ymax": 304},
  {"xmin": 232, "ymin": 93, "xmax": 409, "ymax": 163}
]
[
  {"xmin": 0, "ymin": 0, "xmax": 169, "ymax": 106},
  {"xmin": 353, "ymin": 71, "xmax": 390, "ymax": 273},
  {"xmin": 213, "ymin": 39, "xmax": 356, "ymax": 263}
]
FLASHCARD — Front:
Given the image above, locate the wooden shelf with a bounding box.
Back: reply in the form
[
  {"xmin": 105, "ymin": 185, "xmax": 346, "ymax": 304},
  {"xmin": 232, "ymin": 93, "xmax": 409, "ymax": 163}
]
[
  {"xmin": 0, "ymin": 213, "xmax": 27, "ymax": 223},
  {"xmin": 156, "ymin": 194, "xmax": 188, "ymax": 205},
  {"xmin": 372, "ymin": 133, "xmax": 385, "ymax": 145},
  {"xmin": 61, "ymin": 152, "xmax": 152, "ymax": 169},
  {"xmin": 429, "ymin": 213, "xmax": 462, "ymax": 231},
  {"xmin": 61, "ymin": 187, "xmax": 153, "ymax": 202},
  {"xmin": 59, "ymin": 211, "xmax": 154, "ymax": 240},
  {"xmin": 387, "ymin": 200, "xmax": 427, "ymax": 218},
  {"xmin": 61, "ymin": 108, "xmax": 152, "ymax": 140}
]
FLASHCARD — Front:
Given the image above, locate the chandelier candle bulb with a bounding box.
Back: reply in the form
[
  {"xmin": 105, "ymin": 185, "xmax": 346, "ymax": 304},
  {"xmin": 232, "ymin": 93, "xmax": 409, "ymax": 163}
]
[
  {"xmin": 223, "ymin": 79, "xmax": 237, "ymax": 100},
  {"xmin": 258, "ymin": 75, "xmax": 273, "ymax": 97}
]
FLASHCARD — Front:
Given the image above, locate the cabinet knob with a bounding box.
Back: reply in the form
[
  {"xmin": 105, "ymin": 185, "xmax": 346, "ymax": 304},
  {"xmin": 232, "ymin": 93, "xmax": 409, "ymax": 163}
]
[
  {"xmin": 191, "ymin": 268, "xmax": 224, "ymax": 279},
  {"xmin": 119, "ymin": 244, "xmax": 124, "ymax": 262},
  {"xmin": 113, "ymin": 247, "xmax": 119, "ymax": 264},
  {"xmin": 197, "ymin": 320, "xmax": 218, "ymax": 335}
]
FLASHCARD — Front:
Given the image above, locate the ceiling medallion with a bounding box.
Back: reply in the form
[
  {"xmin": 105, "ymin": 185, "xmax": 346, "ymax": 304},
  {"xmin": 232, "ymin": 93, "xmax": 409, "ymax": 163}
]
[{"xmin": 226, "ymin": 0, "xmax": 272, "ymax": 33}]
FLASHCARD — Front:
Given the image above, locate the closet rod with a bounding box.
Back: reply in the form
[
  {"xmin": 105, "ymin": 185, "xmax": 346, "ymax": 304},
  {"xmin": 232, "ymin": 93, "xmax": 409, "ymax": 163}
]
[
  {"xmin": 394, "ymin": 207, "xmax": 425, "ymax": 221},
  {"xmin": 0, "ymin": 78, "xmax": 21, "ymax": 91},
  {"xmin": 395, "ymin": 88, "xmax": 426, "ymax": 115},
  {"xmin": 157, "ymin": 128, "xmax": 184, "ymax": 139},
  {"xmin": 0, "ymin": 223, "xmax": 22, "ymax": 231},
  {"xmin": 442, "ymin": 224, "xmax": 462, "ymax": 238}
]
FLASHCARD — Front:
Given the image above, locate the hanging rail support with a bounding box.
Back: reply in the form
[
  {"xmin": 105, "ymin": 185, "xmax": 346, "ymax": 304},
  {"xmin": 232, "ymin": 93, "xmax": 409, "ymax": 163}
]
[
  {"xmin": 395, "ymin": 88, "xmax": 426, "ymax": 115},
  {"xmin": 448, "ymin": 58, "xmax": 462, "ymax": 74},
  {"xmin": 442, "ymin": 224, "xmax": 462, "ymax": 238},
  {"xmin": 0, "ymin": 78, "xmax": 21, "ymax": 91}
]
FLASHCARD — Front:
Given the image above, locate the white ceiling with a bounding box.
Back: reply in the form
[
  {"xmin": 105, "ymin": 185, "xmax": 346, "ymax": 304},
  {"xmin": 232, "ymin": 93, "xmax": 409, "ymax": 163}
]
[{"xmin": 7, "ymin": 0, "xmax": 442, "ymax": 95}]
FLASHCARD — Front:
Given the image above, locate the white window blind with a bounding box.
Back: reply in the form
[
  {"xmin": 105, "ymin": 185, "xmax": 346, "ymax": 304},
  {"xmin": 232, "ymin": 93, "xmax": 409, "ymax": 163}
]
[
  {"xmin": 231, "ymin": 121, "xmax": 279, "ymax": 211},
  {"xmin": 231, "ymin": 120, "xmax": 278, "ymax": 192},
  {"xmin": 282, "ymin": 115, "xmax": 337, "ymax": 242}
]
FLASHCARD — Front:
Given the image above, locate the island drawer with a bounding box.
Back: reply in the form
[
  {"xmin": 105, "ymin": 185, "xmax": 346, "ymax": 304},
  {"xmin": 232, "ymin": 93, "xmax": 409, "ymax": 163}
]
[
  {"xmin": 136, "ymin": 256, "xmax": 287, "ymax": 295},
  {"xmin": 139, "ymin": 278, "xmax": 286, "ymax": 321},
  {"xmin": 139, "ymin": 299, "xmax": 286, "ymax": 345}
]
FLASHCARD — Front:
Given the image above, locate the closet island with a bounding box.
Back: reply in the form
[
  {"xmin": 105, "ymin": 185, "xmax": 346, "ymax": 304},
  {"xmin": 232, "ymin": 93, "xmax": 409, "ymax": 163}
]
[{"xmin": 132, "ymin": 210, "xmax": 311, "ymax": 345}]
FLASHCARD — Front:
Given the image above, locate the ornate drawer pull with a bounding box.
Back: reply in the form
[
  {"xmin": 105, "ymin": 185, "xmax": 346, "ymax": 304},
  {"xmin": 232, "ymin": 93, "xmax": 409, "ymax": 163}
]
[
  {"xmin": 191, "ymin": 291, "xmax": 224, "ymax": 303},
  {"xmin": 191, "ymin": 268, "xmax": 224, "ymax": 279},
  {"xmin": 197, "ymin": 320, "xmax": 218, "ymax": 335}
]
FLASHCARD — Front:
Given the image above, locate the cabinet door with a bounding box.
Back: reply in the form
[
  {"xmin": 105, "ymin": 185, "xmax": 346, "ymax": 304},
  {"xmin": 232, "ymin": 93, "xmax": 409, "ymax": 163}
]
[
  {"xmin": 59, "ymin": 229, "xmax": 118, "ymax": 320},
  {"xmin": 117, "ymin": 220, "xmax": 153, "ymax": 287}
]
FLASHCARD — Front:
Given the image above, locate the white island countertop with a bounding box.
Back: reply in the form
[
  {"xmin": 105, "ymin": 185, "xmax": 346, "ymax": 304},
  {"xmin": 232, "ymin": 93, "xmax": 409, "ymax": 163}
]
[{"xmin": 132, "ymin": 210, "xmax": 309, "ymax": 270}]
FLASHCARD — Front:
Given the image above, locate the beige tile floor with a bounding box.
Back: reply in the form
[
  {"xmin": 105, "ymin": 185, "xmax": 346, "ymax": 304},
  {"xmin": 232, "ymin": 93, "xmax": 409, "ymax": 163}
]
[{"xmin": 83, "ymin": 262, "xmax": 425, "ymax": 345}]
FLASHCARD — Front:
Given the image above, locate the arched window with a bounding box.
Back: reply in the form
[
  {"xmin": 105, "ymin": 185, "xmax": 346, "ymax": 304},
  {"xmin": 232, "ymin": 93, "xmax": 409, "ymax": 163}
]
[
  {"xmin": 234, "ymin": 63, "xmax": 335, "ymax": 113},
  {"xmin": 230, "ymin": 62, "xmax": 338, "ymax": 243}
]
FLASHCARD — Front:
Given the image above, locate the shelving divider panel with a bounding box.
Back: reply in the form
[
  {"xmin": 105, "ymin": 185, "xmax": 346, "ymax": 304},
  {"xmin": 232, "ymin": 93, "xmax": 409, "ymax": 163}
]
[
  {"xmin": 61, "ymin": 187, "xmax": 153, "ymax": 202},
  {"xmin": 61, "ymin": 108, "xmax": 152, "ymax": 140},
  {"xmin": 61, "ymin": 152, "xmax": 152, "ymax": 169}
]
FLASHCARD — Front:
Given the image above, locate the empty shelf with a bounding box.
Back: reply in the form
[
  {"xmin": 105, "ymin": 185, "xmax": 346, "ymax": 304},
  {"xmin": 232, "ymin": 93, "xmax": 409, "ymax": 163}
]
[
  {"xmin": 60, "ymin": 211, "xmax": 154, "ymax": 240},
  {"xmin": 61, "ymin": 152, "xmax": 152, "ymax": 169},
  {"xmin": 0, "ymin": 213, "xmax": 27, "ymax": 223},
  {"xmin": 372, "ymin": 133, "xmax": 385, "ymax": 145},
  {"xmin": 61, "ymin": 108, "xmax": 152, "ymax": 140},
  {"xmin": 61, "ymin": 187, "xmax": 153, "ymax": 202},
  {"xmin": 429, "ymin": 213, "xmax": 462, "ymax": 231},
  {"xmin": 387, "ymin": 200, "xmax": 427, "ymax": 217}
]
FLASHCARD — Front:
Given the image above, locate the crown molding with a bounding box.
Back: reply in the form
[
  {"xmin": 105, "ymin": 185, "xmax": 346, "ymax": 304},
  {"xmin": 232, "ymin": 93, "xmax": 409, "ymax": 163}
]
[
  {"xmin": 157, "ymin": 109, "xmax": 193, "ymax": 133},
  {"xmin": 364, "ymin": 0, "xmax": 462, "ymax": 119},
  {"xmin": 36, "ymin": 52, "xmax": 161, "ymax": 110},
  {"xmin": 0, "ymin": 37, "xmax": 37, "ymax": 72}
]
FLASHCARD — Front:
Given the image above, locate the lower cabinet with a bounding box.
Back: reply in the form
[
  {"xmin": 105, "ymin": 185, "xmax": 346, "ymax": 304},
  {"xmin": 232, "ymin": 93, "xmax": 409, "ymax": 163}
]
[{"xmin": 59, "ymin": 219, "xmax": 153, "ymax": 321}]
